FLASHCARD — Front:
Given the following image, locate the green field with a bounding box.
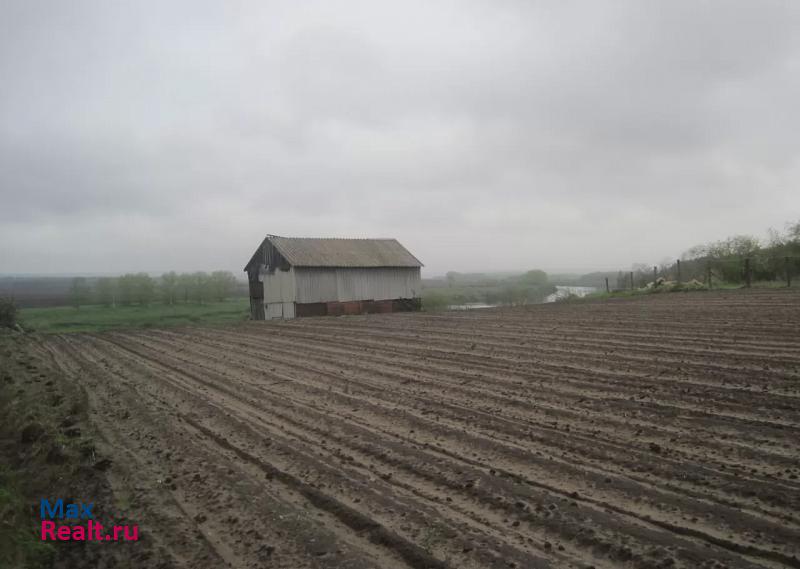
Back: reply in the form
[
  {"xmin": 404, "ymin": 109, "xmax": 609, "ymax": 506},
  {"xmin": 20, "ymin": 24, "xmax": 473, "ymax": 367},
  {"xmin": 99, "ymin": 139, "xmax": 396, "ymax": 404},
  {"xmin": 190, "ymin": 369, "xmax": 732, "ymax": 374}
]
[{"xmin": 19, "ymin": 298, "xmax": 250, "ymax": 334}]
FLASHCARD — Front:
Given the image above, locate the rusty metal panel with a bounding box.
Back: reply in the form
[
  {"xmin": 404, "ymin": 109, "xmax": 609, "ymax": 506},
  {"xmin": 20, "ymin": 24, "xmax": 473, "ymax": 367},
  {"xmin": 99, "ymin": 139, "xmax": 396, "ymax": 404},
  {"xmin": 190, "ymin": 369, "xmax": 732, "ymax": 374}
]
[
  {"xmin": 294, "ymin": 298, "xmax": 419, "ymax": 318},
  {"xmin": 296, "ymin": 302, "xmax": 327, "ymax": 317},
  {"xmin": 341, "ymin": 301, "xmax": 362, "ymax": 315},
  {"xmin": 323, "ymin": 301, "xmax": 362, "ymax": 316},
  {"xmin": 326, "ymin": 301, "xmax": 343, "ymax": 317}
]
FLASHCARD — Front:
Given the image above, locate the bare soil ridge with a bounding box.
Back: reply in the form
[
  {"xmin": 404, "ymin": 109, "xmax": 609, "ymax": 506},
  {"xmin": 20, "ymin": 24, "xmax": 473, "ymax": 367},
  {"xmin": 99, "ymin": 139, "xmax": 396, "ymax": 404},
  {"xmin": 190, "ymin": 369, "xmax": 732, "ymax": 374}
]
[{"xmin": 21, "ymin": 289, "xmax": 800, "ymax": 568}]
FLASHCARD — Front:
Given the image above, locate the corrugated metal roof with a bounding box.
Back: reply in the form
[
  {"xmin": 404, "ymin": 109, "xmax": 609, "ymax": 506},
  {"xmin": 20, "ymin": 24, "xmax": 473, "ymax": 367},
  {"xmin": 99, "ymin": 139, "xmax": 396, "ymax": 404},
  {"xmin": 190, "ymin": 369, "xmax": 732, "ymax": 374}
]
[{"xmin": 268, "ymin": 236, "xmax": 423, "ymax": 268}]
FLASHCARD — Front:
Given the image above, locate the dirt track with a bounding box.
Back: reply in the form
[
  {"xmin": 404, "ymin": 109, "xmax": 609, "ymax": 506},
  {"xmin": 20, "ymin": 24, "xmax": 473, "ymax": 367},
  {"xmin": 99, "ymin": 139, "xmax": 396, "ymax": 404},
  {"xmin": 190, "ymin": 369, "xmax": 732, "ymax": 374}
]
[{"xmin": 31, "ymin": 289, "xmax": 800, "ymax": 568}]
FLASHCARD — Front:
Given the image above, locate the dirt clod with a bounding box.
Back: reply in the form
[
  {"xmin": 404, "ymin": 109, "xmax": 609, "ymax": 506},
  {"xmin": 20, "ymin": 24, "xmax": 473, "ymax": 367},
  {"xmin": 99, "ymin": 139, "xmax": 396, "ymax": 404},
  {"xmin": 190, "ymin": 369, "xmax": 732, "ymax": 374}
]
[{"xmin": 20, "ymin": 422, "xmax": 45, "ymax": 443}]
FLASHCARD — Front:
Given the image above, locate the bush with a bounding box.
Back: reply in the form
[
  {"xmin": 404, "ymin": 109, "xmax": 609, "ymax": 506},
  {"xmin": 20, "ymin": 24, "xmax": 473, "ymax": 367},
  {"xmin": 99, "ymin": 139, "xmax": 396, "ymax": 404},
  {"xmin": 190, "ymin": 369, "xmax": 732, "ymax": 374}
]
[
  {"xmin": 0, "ymin": 298, "xmax": 17, "ymax": 328},
  {"xmin": 422, "ymin": 292, "xmax": 450, "ymax": 311}
]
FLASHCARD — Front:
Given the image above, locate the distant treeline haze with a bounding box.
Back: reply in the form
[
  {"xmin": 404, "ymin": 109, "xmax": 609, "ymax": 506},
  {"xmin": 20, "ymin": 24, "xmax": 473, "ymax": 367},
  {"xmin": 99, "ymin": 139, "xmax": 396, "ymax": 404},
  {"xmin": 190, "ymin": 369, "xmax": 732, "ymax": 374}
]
[
  {"xmin": 422, "ymin": 269, "xmax": 556, "ymax": 309},
  {"xmin": 70, "ymin": 271, "xmax": 240, "ymax": 308}
]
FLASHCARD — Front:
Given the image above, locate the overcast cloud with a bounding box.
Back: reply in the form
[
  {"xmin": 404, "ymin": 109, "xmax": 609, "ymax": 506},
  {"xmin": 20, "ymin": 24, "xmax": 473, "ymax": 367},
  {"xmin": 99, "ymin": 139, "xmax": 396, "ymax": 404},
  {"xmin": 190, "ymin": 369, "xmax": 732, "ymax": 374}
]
[{"xmin": 1, "ymin": 0, "xmax": 799, "ymax": 275}]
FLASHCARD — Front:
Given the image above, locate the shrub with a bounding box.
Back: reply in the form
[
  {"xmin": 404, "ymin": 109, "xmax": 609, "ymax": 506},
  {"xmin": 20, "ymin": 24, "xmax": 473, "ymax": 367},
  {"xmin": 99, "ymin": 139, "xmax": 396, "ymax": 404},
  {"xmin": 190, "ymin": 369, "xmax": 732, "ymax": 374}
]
[
  {"xmin": 422, "ymin": 292, "xmax": 450, "ymax": 311},
  {"xmin": 0, "ymin": 297, "xmax": 17, "ymax": 328}
]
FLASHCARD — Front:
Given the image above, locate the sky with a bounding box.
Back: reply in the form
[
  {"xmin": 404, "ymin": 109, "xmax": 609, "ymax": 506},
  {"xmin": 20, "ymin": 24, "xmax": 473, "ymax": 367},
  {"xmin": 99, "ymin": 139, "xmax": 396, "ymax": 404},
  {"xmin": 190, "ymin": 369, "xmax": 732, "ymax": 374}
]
[{"xmin": 1, "ymin": 1, "xmax": 799, "ymax": 277}]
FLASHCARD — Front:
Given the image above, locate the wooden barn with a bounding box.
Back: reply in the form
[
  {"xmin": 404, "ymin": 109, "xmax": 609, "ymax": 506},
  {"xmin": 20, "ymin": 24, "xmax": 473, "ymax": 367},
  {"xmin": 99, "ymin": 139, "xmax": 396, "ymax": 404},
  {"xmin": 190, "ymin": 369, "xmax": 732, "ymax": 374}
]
[{"xmin": 244, "ymin": 235, "xmax": 423, "ymax": 320}]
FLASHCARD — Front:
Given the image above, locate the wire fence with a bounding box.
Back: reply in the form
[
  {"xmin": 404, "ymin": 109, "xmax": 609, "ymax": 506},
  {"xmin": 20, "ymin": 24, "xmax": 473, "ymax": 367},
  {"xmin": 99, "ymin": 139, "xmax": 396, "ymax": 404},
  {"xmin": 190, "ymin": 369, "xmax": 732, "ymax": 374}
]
[{"xmin": 605, "ymin": 255, "xmax": 800, "ymax": 292}]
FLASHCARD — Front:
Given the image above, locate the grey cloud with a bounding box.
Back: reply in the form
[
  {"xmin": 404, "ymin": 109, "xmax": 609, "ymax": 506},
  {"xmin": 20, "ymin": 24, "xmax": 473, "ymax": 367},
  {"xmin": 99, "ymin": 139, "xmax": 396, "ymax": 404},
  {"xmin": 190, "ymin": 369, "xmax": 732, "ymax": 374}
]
[{"xmin": 1, "ymin": 0, "xmax": 799, "ymax": 274}]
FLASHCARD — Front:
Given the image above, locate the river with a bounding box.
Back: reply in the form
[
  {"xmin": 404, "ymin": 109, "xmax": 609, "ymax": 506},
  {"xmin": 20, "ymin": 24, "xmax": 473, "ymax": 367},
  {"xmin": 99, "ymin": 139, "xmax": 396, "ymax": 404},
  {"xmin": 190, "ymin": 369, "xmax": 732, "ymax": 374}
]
[{"xmin": 544, "ymin": 285, "xmax": 597, "ymax": 303}]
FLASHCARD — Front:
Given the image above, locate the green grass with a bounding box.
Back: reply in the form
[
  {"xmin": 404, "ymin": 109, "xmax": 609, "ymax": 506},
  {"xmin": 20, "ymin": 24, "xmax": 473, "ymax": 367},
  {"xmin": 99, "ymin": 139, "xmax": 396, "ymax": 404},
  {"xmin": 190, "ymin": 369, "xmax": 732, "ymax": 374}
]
[
  {"xmin": 0, "ymin": 467, "xmax": 56, "ymax": 569},
  {"xmin": 19, "ymin": 298, "xmax": 250, "ymax": 334},
  {"xmin": 583, "ymin": 280, "xmax": 794, "ymax": 302},
  {"xmin": 585, "ymin": 286, "xmax": 708, "ymax": 301}
]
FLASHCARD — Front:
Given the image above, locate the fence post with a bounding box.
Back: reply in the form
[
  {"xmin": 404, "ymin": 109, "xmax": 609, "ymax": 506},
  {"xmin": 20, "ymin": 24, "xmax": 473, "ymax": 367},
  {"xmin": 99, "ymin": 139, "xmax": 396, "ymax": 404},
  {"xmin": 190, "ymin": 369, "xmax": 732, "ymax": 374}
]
[
  {"xmin": 653, "ymin": 266, "xmax": 657, "ymax": 285},
  {"xmin": 787, "ymin": 256, "xmax": 792, "ymax": 288},
  {"xmin": 605, "ymin": 277, "xmax": 609, "ymax": 293},
  {"xmin": 676, "ymin": 259, "xmax": 681, "ymax": 283},
  {"xmin": 629, "ymin": 271, "xmax": 634, "ymax": 291},
  {"xmin": 706, "ymin": 261, "xmax": 712, "ymax": 289},
  {"xmin": 744, "ymin": 258, "xmax": 751, "ymax": 288}
]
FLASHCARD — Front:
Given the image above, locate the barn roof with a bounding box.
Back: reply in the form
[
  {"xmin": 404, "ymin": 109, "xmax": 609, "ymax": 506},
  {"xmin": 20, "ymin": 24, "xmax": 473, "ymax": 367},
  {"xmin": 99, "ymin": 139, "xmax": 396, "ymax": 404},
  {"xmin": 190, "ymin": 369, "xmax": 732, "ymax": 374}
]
[{"xmin": 245, "ymin": 235, "xmax": 423, "ymax": 270}]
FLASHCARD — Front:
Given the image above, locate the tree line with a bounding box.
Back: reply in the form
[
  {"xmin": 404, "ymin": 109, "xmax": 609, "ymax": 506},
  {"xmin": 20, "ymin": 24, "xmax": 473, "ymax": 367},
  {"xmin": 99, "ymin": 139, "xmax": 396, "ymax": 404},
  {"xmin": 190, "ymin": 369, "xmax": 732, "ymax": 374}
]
[
  {"xmin": 614, "ymin": 219, "xmax": 800, "ymax": 289},
  {"xmin": 69, "ymin": 271, "xmax": 239, "ymax": 308},
  {"xmin": 424, "ymin": 269, "xmax": 555, "ymax": 309},
  {"xmin": 680, "ymin": 219, "xmax": 800, "ymax": 285}
]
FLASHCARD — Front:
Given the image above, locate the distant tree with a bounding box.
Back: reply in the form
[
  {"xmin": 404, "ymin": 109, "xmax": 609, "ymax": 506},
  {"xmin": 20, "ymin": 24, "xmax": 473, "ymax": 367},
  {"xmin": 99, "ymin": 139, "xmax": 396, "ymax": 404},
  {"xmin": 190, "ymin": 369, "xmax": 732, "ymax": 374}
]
[
  {"xmin": 682, "ymin": 244, "xmax": 708, "ymax": 261},
  {"xmin": 708, "ymin": 235, "xmax": 761, "ymax": 258},
  {"xmin": 519, "ymin": 269, "xmax": 548, "ymax": 286},
  {"xmin": 177, "ymin": 273, "xmax": 194, "ymax": 303},
  {"xmin": 767, "ymin": 227, "xmax": 786, "ymax": 249},
  {"xmin": 95, "ymin": 277, "xmax": 118, "ymax": 307},
  {"xmin": 209, "ymin": 271, "xmax": 237, "ymax": 301},
  {"xmin": 70, "ymin": 277, "xmax": 91, "ymax": 309},
  {"xmin": 772, "ymin": 220, "xmax": 800, "ymax": 256},
  {"xmin": 117, "ymin": 274, "xmax": 136, "ymax": 305},
  {"xmin": 191, "ymin": 272, "xmax": 211, "ymax": 304},
  {"xmin": 133, "ymin": 273, "xmax": 155, "ymax": 305},
  {"xmin": 787, "ymin": 220, "xmax": 800, "ymax": 243},
  {"xmin": 498, "ymin": 284, "xmax": 525, "ymax": 306},
  {"xmin": 160, "ymin": 271, "xmax": 179, "ymax": 305},
  {"xmin": 445, "ymin": 272, "xmax": 458, "ymax": 288},
  {"xmin": 685, "ymin": 235, "xmax": 761, "ymax": 261},
  {"xmin": 117, "ymin": 273, "xmax": 155, "ymax": 305}
]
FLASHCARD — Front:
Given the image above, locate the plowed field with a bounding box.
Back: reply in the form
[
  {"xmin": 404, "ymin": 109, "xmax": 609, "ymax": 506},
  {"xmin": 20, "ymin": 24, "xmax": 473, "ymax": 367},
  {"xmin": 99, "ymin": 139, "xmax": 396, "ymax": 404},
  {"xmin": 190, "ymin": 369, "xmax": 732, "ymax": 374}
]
[{"xmin": 26, "ymin": 289, "xmax": 800, "ymax": 568}]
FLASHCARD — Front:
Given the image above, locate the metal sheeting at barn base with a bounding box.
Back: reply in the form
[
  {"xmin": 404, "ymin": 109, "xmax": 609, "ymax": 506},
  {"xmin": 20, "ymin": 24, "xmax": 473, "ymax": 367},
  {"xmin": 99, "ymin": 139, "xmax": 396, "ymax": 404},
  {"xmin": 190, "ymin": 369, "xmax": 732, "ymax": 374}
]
[
  {"xmin": 265, "ymin": 301, "xmax": 295, "ymax": 319},
  {"xmin": 294, "ymin": 298, "xmax": 422, "ymax": 317}
]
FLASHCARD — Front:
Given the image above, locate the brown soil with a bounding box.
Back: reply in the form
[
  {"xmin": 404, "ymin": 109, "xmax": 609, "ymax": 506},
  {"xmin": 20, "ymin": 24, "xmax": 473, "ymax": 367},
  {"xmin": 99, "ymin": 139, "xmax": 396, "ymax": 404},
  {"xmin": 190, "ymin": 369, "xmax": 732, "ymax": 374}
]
[
  {"xmin": 0, "ymin": 333, "xmax": 173, "ymax": 568},
  {"xmin": 11, "ymin": 289, "xmax": 800, "ymax": 568}
]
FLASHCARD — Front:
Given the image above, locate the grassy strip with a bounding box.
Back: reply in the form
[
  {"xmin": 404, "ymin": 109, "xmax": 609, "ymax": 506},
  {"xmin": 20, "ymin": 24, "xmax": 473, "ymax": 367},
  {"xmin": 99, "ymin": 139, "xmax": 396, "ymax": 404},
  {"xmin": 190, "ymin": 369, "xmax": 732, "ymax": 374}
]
[
  {"xmin": 576, "ymin": 280, "xmax": 793, "ymax": 302},
  {"xmin": 0, "ymin": 333, "xmax": 148, "ymax": 568},
  {"xmin": 0, "ymin": 334, "xmax": 63, "ymax": 568},
  {"xmin": 19, "ymin": 298, "xmax": 250, "ymax": 334},
  {"xmin": 0, "ymin": 467, "xmax": 55, "ymax": 568}
]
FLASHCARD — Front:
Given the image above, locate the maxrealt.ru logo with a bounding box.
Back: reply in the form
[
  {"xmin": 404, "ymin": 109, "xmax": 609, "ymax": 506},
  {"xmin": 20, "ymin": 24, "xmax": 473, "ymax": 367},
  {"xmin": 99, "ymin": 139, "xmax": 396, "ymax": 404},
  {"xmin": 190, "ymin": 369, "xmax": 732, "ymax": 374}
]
[{"xmin": 40, "ymin": 499, "xmax": 138, "ymax": 541}]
